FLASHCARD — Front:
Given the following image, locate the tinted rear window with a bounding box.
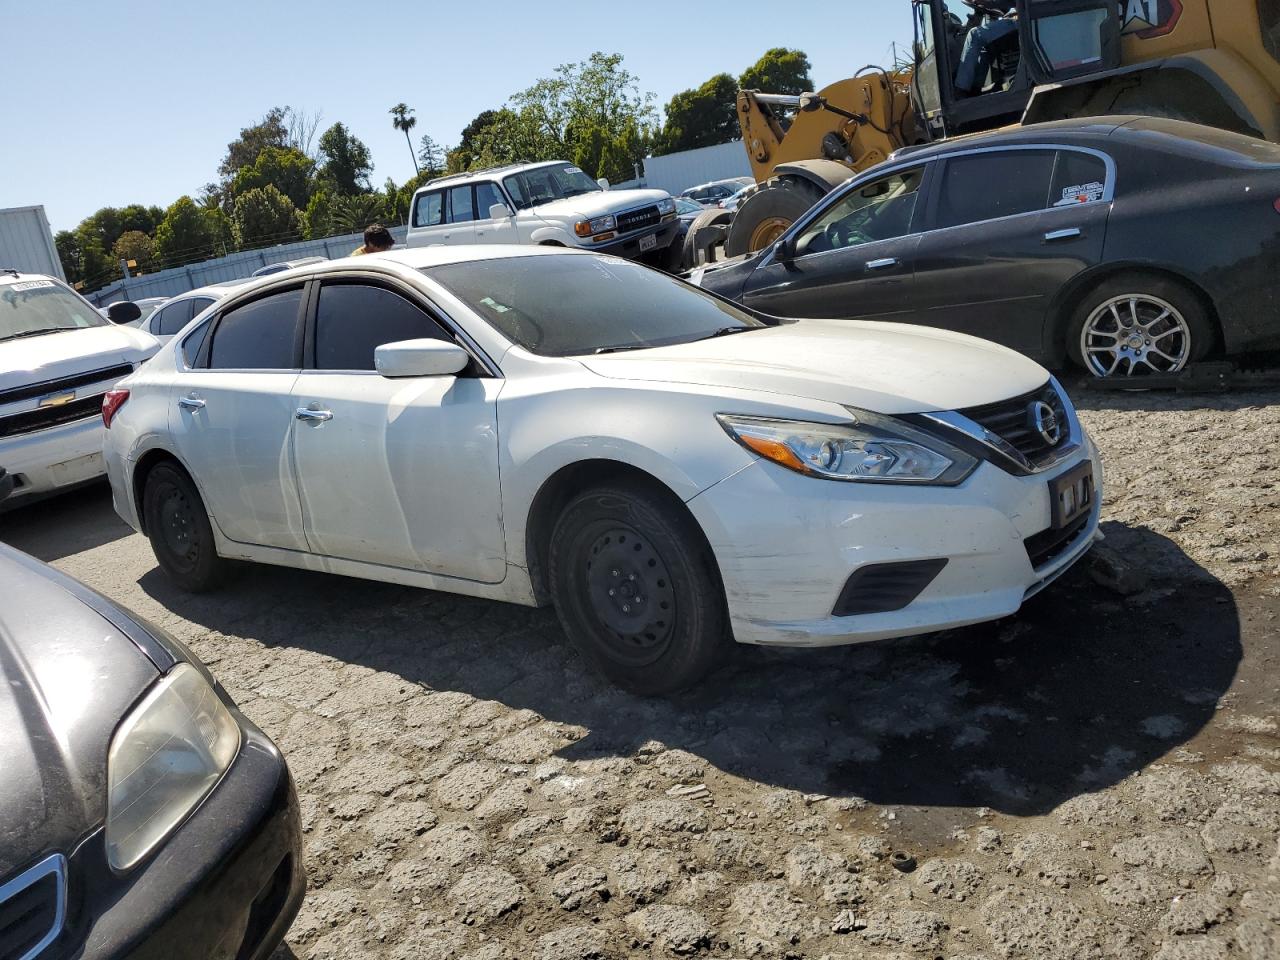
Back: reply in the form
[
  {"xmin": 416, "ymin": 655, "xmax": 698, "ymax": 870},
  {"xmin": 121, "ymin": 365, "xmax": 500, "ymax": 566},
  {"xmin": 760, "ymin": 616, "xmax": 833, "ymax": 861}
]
[
  {"xmin": 208, "ymin": 288, "xmax": 302, "ymax": 369},
  {"xmin": 935, "ymin": 150, "xmax": 1056, "ymax": 228}
]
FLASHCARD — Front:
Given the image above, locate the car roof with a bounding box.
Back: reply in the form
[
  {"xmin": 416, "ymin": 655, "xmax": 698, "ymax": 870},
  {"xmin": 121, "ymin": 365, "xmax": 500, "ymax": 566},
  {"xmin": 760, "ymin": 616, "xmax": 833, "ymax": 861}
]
[
  {"xmin": 416, "ymin": 160, "xmax": 567, "ymax": 192},
  {"xmin": 889, "ymin": 117, "xmax": 1131, "ymax": 163},
  {"xmin": 310, "ymin": 244, "xmax": 573, "ymax": 274},
  {"xmin": 166, "ymin": 278, "xmax": 255, "ymax": 301}
]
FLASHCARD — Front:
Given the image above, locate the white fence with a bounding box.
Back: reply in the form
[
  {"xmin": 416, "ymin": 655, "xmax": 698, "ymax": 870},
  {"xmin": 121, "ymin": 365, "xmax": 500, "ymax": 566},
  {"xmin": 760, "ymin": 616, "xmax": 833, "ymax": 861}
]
[
  {"xmin": 641, "ymin": 141, "xmax": 753, "ymax": 196},
  {"xmin": 88, "ymin": 224, "xmax": 408, "ymax": 306}
]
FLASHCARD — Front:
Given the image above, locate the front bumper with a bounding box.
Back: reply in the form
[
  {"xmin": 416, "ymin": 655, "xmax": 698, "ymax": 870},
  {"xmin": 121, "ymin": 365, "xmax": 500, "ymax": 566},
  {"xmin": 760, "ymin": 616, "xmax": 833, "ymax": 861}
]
[
  {"xmin": 590, "ymin": 219, "xmax": 679, "ymax": 259},
  {"xmin": 0, "ymin": 415, "xmax": 106, "ymax": 502},
  {"xmin": 61, "ymin": 711, "xmax": 305, "ymax": 960},
  {"xmin": 687, "ymin": 439, "xmax": 1103, "ymax": 648}
]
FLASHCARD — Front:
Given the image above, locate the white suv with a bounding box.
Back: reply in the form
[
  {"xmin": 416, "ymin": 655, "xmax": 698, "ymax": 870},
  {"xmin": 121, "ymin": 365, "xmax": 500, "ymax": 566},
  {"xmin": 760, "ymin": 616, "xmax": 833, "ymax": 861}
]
[
  {"xmin": 405, "ymin": 161, "xmax": 679, "ymax": 260},
  {"xmin": 0, "ymin": 270, "xmax": 158, "ymax": 503}
]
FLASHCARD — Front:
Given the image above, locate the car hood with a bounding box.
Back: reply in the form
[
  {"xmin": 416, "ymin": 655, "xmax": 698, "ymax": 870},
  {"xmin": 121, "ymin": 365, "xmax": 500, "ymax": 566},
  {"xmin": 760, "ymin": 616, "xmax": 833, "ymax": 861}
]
[
  {"xmin": 527, "ymin": 188, "xmax": 670, "ymax": 222},
  {"xmin": 578, "ymin": 319, "xmax": 1050, "ymax": 414},
  {"xmin": 0, "ymin": 325, "xmax": 159, "ymax": 394},
  {"xmin": 0, "ymin": 549, "xmax": 160, "ymax": 876}
]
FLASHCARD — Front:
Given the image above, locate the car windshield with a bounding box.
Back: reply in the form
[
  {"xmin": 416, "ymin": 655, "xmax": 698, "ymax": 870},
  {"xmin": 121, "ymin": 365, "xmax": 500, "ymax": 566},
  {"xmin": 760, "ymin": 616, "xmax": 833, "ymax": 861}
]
[
  {"xmin": 0, "ymin": 279, "xmax": 109, "ymax": 342},
  {"xmin": 427, "ymin": 255, "xmax": 766, "ymax": 357},
  {"xmin": 503, "ymin": 164, "xmax": 602, "ymax": 210},
  {"xmin": 676, "ymin": 198, "xmax": 703, "ymax": 215}
]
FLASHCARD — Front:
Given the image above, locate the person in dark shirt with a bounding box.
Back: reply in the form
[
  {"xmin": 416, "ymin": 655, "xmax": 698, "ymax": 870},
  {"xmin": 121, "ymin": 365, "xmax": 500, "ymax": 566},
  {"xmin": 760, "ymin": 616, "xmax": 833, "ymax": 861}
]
[{"xmin": 956, "ymin": 1, "xmax": 1018, "ymax": 95}]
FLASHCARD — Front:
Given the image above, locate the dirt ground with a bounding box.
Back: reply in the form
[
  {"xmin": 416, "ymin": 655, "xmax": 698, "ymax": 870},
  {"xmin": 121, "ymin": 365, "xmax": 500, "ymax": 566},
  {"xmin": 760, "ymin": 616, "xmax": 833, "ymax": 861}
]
[{"xmin": 3, "ymin": 386, "xmax": 1278, "ymax": 960}]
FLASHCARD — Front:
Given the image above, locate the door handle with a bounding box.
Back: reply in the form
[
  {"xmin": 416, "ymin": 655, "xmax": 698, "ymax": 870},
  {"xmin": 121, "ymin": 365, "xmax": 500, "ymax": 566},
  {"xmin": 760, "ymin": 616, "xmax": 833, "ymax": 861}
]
[
  {"xmin": 1043, "ymin": 228, "xmax": 1082, "ymax": 242},
  {"xmin": 178, "ymin": 395, "xmax": 205, "ymax": 411},
  {"xmin": 295, "ymin": 408, "xmax": 333, "ymax": 423},
  {"xmin": 866, "ymin": 257, "xmax": 898, "ymax": 270}
]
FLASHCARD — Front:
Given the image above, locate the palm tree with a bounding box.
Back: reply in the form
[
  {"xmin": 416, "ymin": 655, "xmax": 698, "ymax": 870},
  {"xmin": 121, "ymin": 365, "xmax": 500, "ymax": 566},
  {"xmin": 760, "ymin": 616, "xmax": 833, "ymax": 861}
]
[{"xmin": 390, "ymin": 103, "xmax": 420, "ymax": 176}]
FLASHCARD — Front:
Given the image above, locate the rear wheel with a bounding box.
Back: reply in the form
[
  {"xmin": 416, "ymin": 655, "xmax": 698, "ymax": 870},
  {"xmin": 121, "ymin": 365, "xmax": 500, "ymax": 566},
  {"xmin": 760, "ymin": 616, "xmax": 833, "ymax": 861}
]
[
  {"xmin": 142, "ymin": 461, "xmax": 231, "ymax": 592},
  {"xmin": 724, "ymin": 178, "xmax": 825, "ymax": 257},
  {"xmin": 548, "ymin": 482, "xmax": 728, "ymax": 695},
  {"xmin": 1066, "ymin": 273, "xmax": 1215, "ymax": 378}
]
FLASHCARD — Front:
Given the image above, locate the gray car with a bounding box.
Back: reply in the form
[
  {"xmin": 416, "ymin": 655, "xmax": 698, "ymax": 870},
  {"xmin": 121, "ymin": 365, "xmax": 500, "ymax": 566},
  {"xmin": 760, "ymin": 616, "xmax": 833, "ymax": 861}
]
[{"xmin": 0, "ymin": 531, "xmax": 305, "ymax": 958}]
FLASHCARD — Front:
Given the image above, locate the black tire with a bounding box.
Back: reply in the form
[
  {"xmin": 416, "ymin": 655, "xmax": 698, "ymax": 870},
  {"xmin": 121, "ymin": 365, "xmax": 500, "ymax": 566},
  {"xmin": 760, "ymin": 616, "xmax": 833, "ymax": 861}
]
[
  {"xmin": 548, "ymin": 482, "xmax": 729, "ymax": 695},
  {"xmin": 724, "ymin": 178, "xmax": 825, "ymax": 257},
  {"xmin": 681, "ymin": 208, "xmax": 735, "ymax": 269},
  {"xmin": 1066, "ymin": 272, "xmax": 1216, "ymax": 378},
  {"xmin": 142, "ymin": 460, "xmax": 231, "ymax": 592}
]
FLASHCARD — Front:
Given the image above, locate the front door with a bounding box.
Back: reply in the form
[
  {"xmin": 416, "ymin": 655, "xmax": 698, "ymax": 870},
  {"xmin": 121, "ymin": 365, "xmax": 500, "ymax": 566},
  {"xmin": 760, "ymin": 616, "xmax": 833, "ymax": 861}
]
[
  {"xmin": 472, "ymin": 182, "xmax": 519, "ymax": 244},
  {"xmin": 741, "ymin": 165, "xmax": 929, "ymax": 322},
  {"xmin": 289, "ymin": 279, "xmax": 505, "ymax": 582},
  {"xmin": 912, "ymin": 147, "xmax": 1109, "ymax": 358},
  {"xmin": 169, "ymin": 285, "xmax": 307, "ymax": 550}
]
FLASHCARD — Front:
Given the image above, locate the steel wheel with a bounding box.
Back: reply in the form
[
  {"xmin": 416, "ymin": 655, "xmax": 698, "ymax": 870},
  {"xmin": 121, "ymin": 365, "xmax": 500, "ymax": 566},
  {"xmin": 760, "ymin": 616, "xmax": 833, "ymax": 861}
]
[
  {"xmin": 156, "ymin": 479, "xmax": 201, "ymax": 573},
  {"xmin": 583, "ymin": 523, "xmax": 676, "ymax": 668},
  {"xmin": 1080, "ymin": 293, "xmax": 1192, "ymax": 377},
  {"xmin": 748, "ymin": 216, "xmax": 791, "ymax": 251}
]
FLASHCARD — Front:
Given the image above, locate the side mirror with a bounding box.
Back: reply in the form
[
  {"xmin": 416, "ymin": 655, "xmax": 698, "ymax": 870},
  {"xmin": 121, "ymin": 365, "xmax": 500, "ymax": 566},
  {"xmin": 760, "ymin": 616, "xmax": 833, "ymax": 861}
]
[
  {"xmin": 775, "ymin": 235, "xmax": 797, "ymax": 261},
  {"xmin": 488, "ymin": 202, "xmax": 513, "ymax": 220},
  {"xmin": 596, "ymin": 177, "xmax": 610, "ymax": 191},
  {"xmin": 106, "ymin": 301, "xmax": 142, "ymax": 325},
  {"xmin": 374, "ymin": 339, "xmax": 470, "ymax": 378}
]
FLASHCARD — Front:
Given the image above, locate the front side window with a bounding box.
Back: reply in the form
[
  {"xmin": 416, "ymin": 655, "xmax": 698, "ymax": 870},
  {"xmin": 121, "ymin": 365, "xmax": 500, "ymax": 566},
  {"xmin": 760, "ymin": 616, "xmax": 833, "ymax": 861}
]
[
  {"xmin": 413, "ymin": 191, "xmax": 444, "ymax": 227},
  {"xmin": 428, "ymin": 255, "xmax": 766, "ymax": 357},
  {"xmin": 935, "ymin": 150, "xmax": 1056, "ymax": 229},
  {"xmin": 447, "ymin": 186, "xmax": 475, "ymax": 224},
  {"xmin": 207, "ymin": 288, "xmax": 302, "ymax": 369},
  {"xmin": 474, "ymin": 182, "xmax": 505, "ymax": 219},
  {"xmin": 795, "ymin": 168, "xmax": 925, "ymax": 256},
  {"xmin": 0, "ymin": 279, "xmax": 108, "ymax": 343},
  {"xmin": 313, "ymin": 283, "xmax": 450, "ymax": 371}
]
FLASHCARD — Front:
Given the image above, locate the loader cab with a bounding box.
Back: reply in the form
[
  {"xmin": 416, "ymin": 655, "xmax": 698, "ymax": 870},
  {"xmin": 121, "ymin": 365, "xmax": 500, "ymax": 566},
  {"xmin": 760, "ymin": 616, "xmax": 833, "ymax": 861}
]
[{"xmin": 912, "ymin": 0, "xmax": 1121, "ymax": 139}]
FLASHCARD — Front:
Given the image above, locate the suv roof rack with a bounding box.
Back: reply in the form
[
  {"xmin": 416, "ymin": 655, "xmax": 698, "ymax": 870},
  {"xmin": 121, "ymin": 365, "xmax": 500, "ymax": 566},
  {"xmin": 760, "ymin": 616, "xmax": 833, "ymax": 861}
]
[{"xmin": 422, "ymin": 160, "xmax": 562, "ymax": 190}]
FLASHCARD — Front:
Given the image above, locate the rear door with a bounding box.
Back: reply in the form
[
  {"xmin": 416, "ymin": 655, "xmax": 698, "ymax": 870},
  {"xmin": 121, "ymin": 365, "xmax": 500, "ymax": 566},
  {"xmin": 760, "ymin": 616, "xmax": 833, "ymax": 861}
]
[
  {"xmin": 409, "ymin": 189, "xmax": 460, "ymax": 246},
  {"xmin": 741, "ymin": 165, "xmax": 930, "ymax": 322},
  {"xmin": 168, "ymin": 285, "xmax": 307, "ymax": 550},
  {"xmin": 910, "ymin": 146, "xmax": 1109, "ymax": 358},
  {"xmin": 289, "ymin": 278, "xmax": 505, "ymax": 581}
]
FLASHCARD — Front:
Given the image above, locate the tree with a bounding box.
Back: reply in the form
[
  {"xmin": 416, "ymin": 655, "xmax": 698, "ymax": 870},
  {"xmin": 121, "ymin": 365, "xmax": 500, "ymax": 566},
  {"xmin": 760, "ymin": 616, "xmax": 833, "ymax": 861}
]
[
  {"xmin": 327, "ymin": 193, "xmax": 386, "ymax": 235},
  {"xmin": 232, "ymin": 185, "xmax": 304, "ymax": 248},
  {"xmin": 54, "ymin": 231, "xmax": 83, "ymax": 285},
  {"xmin": 416, "ymin": 134, "xmax": 447, "ymax": 178},
  {"xmin": 111, "ymin": 231, "xmax": 155, "ymax": 273},
  {"xmin": 303, "ymin": 187, "xmax": 334, "ymax": 240},
  {"xmin": 230, "ymin": 146, "xmax": 316, "ymax": 209},
  {"xmin": 285, "ymin": 107, "xmax": 323, "ymax": 156},
  {"xmin": 739, "ymin": 48, "xmax": 813, "ymax": 96},
  {"xmin": 654, "ymin": 73, "xmax": 739, "ymax": 155},
  {"xmin": 390, "ymin": 103, "xmax": 419, "ymax": 175},
  {"xmin": 155, "ymin": 196, "xmax": 218, "ymax": 268},
  {"xmin": 451, "ymin": 109, "xmax": 501, "ymax": 171},
  {"xmin": 317, "ymin": 122, "xmax": 374, "ymax": 194},
  {"xmin": 218, "ymin": 107, "xmax": 289, "ymax": 179}
]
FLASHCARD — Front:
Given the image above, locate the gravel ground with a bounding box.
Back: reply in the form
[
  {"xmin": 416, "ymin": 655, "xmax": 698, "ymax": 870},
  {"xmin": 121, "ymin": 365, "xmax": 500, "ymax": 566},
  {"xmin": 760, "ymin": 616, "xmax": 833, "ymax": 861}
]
[{"xmin": 3, "ymin": 386, "xmax": 1279, "ymax": 960}]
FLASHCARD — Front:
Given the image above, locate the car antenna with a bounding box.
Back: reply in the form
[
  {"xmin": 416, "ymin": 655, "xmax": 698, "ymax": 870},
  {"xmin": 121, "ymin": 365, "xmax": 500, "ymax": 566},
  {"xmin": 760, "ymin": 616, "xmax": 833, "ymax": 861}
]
[{"xmin": 1, "ymin": 267, "xmax": 21, "ymax": 277}]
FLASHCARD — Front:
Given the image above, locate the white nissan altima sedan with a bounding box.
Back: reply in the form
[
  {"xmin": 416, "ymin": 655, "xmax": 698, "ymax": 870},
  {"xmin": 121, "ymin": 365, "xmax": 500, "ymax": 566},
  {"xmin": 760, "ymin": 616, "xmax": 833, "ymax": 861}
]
[{"xmin": 102, "ymin": 246, "xmax": 1102, "ymax": 693}]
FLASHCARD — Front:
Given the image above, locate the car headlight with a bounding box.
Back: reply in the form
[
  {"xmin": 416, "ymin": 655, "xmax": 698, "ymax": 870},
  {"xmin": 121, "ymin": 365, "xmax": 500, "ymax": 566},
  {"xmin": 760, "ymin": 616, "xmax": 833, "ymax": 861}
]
[
  {"xmin": 717, "ymin": 412, "xmax": 978, "ymax": 484},
  {"xmin": 106, "ymin": 663, "xmax": 240, "ymax": 871},
  {"xmin": 574, "ymin": 215, "xmax": 616, "ymax": 237},
  {"xmin": 657, "ymin": 197, "xmax": 676, "ymax": 215}
]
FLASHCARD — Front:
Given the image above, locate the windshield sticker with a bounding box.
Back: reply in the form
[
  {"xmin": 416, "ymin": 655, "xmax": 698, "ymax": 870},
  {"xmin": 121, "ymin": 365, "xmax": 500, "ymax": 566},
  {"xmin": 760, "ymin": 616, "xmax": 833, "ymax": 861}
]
[
  {"xmin": 564, "ymin": 167, "xmax": 584, "ymax": 175},
  {"xmin": 10, "ymin": 280, "xmax": 55, "ymax": 292},
  {"xmin": 479, "ymin": 296, "xmax": 510, "ymax": 314},
  {"xmin": 1054, "ymin": 181, "xmax": 1105, "ymax": 206}
]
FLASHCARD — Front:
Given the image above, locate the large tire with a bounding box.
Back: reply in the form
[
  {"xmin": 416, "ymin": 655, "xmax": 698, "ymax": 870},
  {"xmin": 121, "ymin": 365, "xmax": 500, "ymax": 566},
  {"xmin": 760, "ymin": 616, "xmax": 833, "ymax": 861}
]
[
  {"xmin": 1066, "ymin": 272, "xmax": 1216, "ymax": 378},
  {"xmin": 725, "ymin": 178, "xmax": 826, "ymax": 257},
  {"xmin": 681, "ymin": 208, "xmax": 734, "ymax": 269},
  {"xmin": 142, "ymin": 460, "xmax": 231, "ymax": 592},
  {"xmin": 548, "ymin": 482, "xmax": 729, "ymax": 695}
]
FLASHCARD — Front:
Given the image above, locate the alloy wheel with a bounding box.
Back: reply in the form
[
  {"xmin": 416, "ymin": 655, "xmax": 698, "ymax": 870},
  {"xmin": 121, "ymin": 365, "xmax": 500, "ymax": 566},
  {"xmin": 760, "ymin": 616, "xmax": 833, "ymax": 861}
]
[{"xmin": 1080, "ymin": 294, "xmax": 1192, "ymax": 377}]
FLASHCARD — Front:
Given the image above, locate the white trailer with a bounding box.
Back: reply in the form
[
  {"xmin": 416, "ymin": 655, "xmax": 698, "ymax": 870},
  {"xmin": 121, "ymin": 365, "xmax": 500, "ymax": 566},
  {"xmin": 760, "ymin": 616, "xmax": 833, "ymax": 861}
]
[{"xmin": 0, "ymin": 205, "xmax": 65, "ymax": 280}]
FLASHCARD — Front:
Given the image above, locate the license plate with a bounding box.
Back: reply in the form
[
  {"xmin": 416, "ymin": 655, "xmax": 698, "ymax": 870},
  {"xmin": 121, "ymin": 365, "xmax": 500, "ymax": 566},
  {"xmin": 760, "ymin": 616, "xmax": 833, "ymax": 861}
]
[
  {"xmin": 638, "ymin": 234, "xmax": 657, "ymax": 252},
  {"xmin": 1049, "ymin": 460, "xmax": 1093, "ymax": 529}
]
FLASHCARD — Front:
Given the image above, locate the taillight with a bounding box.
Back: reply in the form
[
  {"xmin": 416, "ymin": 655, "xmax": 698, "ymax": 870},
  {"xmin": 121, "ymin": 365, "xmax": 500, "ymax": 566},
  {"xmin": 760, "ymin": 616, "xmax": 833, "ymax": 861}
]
[
  {"xmin": 102, "ymin": 389, "xmax": 129, "ymax": 428},
  {"xmin": 1273, "ymin": 197, "xmax": 1280, "ymax": 214}
]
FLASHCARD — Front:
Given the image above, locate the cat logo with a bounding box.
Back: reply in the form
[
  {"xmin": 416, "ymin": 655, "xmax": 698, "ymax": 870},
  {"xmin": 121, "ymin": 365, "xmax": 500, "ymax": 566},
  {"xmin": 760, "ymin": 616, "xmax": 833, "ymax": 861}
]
[
  {"xmin": 38, "ymin": 391, "xmax": 76, "ymax": 408},
  {"xmin": 1121, "ymin": 0, "xmax": 1182, "ymax": 39}
]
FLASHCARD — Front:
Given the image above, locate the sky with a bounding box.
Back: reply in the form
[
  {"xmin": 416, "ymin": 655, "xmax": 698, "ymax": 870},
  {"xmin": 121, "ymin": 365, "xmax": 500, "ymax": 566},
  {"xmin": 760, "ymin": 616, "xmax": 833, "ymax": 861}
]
[{"xmin": 0, "ymin": 0, "xmax": 905, "ymax": 233}]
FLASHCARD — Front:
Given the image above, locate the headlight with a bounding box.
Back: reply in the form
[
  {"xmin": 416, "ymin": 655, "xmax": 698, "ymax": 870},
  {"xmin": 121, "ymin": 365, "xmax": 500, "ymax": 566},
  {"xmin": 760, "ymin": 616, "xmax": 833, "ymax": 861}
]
[
  {"xmin": 657, "ymin": 197, "xmax": 676, "ymax": 215},
  {"xmin": 106, "ymin": 663, "xmax": 240, "ymax": 871},
  {"xmin": 717, "ymin": 412, "xmax": 978, "ymax": 484},
  {"xmin": 574, "ymin": 215, "xmax": 616, "ymax": 237}
]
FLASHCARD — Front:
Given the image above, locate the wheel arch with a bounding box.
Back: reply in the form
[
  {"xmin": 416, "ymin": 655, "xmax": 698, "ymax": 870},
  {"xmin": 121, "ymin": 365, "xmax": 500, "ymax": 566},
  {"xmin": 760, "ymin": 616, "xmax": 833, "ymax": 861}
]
[
  {"xmin": 523, "ymin": 458, "xmax": 717, "ymax": 607},
  {"xmin": 131, "ymin": 447, "xmax": 196, "ymax": 537},
  {"xmin": 1046, "ymin": 262, "xmax": 1223, "ymax": 366},
  {"xmin": 771, "ymin": 159, "xmax": 858, "ymax": 195}
]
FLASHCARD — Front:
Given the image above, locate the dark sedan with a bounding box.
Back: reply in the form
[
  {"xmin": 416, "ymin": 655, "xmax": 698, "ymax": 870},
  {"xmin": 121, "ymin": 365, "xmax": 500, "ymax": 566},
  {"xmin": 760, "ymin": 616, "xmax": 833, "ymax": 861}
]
[
  {"xmin": 0, "ymin": 539, "xmax": 304, "ymax": 959},
  {"xmin": 693, "ymin": 116, "xmax": 1280, "ymax": 378}
]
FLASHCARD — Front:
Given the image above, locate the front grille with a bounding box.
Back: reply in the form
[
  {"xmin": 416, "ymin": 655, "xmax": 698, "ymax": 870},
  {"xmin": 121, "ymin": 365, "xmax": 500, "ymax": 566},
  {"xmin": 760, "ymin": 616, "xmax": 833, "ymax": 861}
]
[
  {"xmin": 960, "ymin": 381, "xmax": 1068, "ymax": 464},
  {"xmin": 833, "ymin": 558, "xmax": 948, "ymax": 616},
  {"xmin": 0, "ymin": 363, "xmax": 133, "ymax": 407},
  {"xmin": 1024, "ymin": 514, "xmax": 1090, "ymax": 569},
  {"xmin": 0, "ymin": 854, "xmax": 65, "ymax": 960},
  {"xmin": 616, "ymin": 205, "xmax": 660, "ymax": 233},
  {"xmin": 0, "ymin": 393, "xmax": 104, "ymax": 439}
]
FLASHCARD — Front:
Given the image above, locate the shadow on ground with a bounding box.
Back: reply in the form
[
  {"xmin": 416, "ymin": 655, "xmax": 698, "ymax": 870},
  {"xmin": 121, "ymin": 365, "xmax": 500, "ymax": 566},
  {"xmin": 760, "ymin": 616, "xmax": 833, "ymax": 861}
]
[
  {"xmin": 135, "ymin": 517, "xmax": 1242, "ymax": 820},
  {"xmin": 0, "ymin": 481, "xmax": 131, "ymax": 561}
]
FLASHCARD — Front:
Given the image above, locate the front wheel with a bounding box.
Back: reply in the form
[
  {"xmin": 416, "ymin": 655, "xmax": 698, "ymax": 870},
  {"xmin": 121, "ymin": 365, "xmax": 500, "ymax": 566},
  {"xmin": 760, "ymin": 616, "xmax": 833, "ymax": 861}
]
[
  {"xmin": 724, "ymin": 178, "xmax": 825, "ymax": 257},
  {"xmin": 548, "ymin": 483, "xmax": 728, "ymax": 695},
  {"xmin": 1066, "ymin": 274, "xmax": 1215, "ymax": 378},
  {"xmin": 142, "ymin": 461, "xmax": 231, "ymax": 592}
]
